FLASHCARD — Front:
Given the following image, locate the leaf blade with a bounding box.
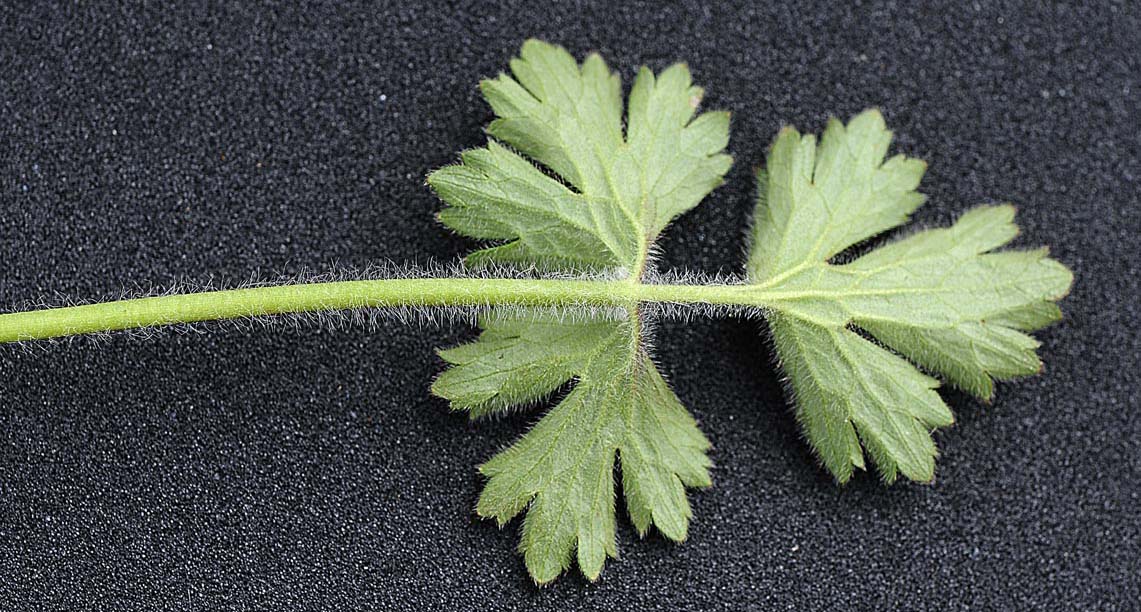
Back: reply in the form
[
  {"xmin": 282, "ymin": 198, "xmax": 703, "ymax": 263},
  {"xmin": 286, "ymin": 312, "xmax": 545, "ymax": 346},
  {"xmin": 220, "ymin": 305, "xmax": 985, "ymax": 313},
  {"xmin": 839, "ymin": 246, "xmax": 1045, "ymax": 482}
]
[
  {"xmin": 431, "ymin": 41, "xmax": 731, "ymax": 272},
  {"xmin": 750, "ymin": 110, "xmax": 1072, "ymax": 482}
]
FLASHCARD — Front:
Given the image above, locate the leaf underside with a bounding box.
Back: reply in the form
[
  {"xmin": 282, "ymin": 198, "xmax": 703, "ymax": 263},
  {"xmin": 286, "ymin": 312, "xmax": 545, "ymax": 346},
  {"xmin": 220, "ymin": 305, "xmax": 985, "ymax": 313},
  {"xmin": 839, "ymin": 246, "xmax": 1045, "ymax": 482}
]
[
  {"xmin": 426, "ymin": 40, "xmax": 1072, "ymax": 584},
  {"xmin": 428, "ymin": 39, "xmax": 729, "ymax": 583},
  {"xmin": 747, "ymin": 110, "xmax": 1072, "ymax": 484}
]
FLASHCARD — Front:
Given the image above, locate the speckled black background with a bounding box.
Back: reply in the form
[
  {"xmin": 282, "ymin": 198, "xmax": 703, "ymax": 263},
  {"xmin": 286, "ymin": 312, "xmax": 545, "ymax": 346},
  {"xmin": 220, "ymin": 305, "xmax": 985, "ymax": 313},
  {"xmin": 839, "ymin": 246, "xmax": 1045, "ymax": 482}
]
[{"xmin": 0, "ymin": 2, "xmax": 1137, "ymax": 610}]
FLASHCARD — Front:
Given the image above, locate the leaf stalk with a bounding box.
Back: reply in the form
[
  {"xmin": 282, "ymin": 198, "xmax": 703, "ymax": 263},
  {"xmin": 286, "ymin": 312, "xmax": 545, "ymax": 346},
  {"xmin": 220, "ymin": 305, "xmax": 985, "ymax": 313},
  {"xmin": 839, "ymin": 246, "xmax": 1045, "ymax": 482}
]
[{"xmin": 0, "ymin": 277, "xmax": 787, "ymax": 343}]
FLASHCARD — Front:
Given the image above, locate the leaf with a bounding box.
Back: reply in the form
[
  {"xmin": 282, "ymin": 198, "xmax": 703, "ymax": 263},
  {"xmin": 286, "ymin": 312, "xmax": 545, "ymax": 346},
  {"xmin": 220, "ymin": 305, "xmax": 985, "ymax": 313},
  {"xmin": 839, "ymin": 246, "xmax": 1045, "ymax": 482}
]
[
  {"xmin": 465, "ymin": 320, "xmax": 711, "ymax": 583},
  {"xmin": 428, "ymin": 40, "xmax": 729, "ymax": 583},
  {"xmin": 429, "ymin": 38, "xmax": 731, "ymax": 273},
  {"xmin": 0, "ymin": 37, "xmax": 1073, "ymax": 586},
  {"xmin": 747, "ymin": 109, "xmax": 1073, "ymax": 483},
  {"xmin": 424, "ymin": 42, "xmax": 1070, "ymax": 582}
]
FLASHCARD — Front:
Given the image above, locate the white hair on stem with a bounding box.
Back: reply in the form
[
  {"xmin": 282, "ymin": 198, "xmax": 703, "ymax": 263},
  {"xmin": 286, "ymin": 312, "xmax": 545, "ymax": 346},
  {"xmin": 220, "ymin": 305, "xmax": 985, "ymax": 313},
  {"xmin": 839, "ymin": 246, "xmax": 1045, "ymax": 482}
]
[{"xmin": 0, "ymin": 259, "xmax": 768, "ymax": 347}]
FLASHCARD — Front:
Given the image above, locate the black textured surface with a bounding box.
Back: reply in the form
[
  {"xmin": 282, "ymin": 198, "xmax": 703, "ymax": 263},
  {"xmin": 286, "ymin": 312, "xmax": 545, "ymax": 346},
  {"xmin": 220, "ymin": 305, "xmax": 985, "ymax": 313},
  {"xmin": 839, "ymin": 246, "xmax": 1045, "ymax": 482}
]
[{"xmin": 1, "ymin": 2, "xmax": 1137, "ymax": 610}]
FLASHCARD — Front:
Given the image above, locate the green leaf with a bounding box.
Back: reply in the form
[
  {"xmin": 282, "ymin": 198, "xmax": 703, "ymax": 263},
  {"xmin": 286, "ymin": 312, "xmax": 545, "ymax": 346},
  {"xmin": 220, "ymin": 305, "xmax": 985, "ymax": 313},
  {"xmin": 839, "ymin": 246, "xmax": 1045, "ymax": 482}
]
[
  {"xmin": 468, "ymin": 322, "xmax": 711, "ymax": 584},
  {"xmin": 748, "ymin": 109, "xmax": 1073, "ymax": 483},
  {"xmin": 428, "ymin": 40, "xmax": 728, "ymax": 583},
  {"xmin": 425, "ymin": 43, "xmax": 1070, "ymax": 581},
  {"xmin": 429, "ymin": 38, "xmax": 731, "ymax": 273}
]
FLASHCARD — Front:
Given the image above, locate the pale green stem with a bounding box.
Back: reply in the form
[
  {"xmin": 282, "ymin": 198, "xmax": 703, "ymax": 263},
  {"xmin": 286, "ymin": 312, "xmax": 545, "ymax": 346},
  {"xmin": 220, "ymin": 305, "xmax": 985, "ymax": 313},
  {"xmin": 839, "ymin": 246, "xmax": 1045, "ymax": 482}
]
[{"xmin": 0, "ymin": 277, "xmax": 792, "ymax": 344}]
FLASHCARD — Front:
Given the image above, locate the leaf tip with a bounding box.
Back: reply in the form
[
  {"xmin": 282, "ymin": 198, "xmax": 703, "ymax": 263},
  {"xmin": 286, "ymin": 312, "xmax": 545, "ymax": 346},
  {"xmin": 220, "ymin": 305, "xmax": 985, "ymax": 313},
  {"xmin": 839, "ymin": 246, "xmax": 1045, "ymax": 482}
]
[
  {"xmin": 866, "ymin": 106, "xmax": 885, "ymax": 118},
  {"xmin": 688, "ymin": 84, "xmax": 704, "ymax": 109},
  {"xmin": 519, "ymin": 37, "xmax": 548, "ymax": 55}
]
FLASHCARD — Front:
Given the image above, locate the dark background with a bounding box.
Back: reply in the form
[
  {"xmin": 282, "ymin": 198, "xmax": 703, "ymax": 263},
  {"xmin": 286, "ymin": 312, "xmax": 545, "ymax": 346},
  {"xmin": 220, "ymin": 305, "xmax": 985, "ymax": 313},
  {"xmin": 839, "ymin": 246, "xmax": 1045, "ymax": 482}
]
[{"xmin": 0, "ymin": 2, "xmax": 1136, "ymax": 610}]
